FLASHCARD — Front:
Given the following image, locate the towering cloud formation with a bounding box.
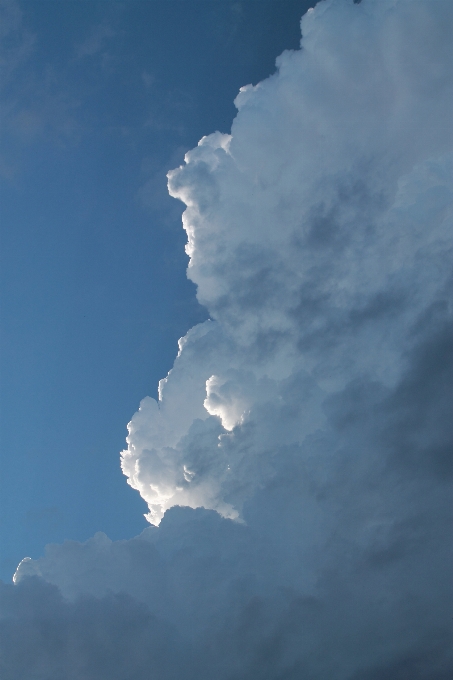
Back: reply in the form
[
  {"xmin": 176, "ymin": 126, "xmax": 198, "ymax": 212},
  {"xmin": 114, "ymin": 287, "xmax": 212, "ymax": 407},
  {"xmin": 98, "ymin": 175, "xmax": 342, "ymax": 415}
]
[
  {"xmin": 121, "ymin": 0, "xmax": 452, "ymax": 525},
  {"xmin": 4, "ymin": 1, "xmax": 453, "ymax": 678}
]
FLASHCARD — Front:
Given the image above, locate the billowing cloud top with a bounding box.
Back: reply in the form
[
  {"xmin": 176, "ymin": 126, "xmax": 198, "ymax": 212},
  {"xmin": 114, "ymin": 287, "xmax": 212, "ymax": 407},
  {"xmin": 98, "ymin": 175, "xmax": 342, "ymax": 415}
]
[
  {"xmin": 121, "ymin": 0, "xmax": 452, "ymax": 525},
  {"xmin": 5, "ymin": 1, "xmax": 453, "ymax": 679}
]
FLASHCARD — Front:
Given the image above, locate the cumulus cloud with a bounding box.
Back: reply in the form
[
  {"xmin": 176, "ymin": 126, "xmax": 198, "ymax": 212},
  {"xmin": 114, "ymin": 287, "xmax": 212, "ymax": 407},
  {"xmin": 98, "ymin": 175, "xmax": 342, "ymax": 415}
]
[
  {"xmin": 4, "ymin": 1, "xmax": 453, "ymax": 678},
  {"xmin": 122, "ymin": 0, "xmax": 453, "ymax": 524}
]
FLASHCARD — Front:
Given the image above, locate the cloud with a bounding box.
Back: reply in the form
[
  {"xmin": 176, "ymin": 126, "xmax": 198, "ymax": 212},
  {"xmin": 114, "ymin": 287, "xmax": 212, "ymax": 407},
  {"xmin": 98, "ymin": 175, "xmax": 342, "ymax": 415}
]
[
  {"xmin": 5, "ymin": 1, "xmax": 453, "ymax": 678},
  {"xmin": 136, "ymin": 147, "xmax": 190, "ymax": 218},
  {"xmin": 0, "ymin": 576, "xmax": 184, "ymax": 680},
  {"xmin": 123, "ymin": 0, "xmax": 453, "ymax": 524}
]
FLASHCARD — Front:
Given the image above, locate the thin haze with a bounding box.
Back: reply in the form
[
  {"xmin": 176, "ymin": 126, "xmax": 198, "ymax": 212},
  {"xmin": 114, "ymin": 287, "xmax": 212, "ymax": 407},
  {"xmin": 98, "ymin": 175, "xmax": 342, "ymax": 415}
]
[{"xmin": 2, "ymin": 1, "xmax": 453, "ymax": 679}]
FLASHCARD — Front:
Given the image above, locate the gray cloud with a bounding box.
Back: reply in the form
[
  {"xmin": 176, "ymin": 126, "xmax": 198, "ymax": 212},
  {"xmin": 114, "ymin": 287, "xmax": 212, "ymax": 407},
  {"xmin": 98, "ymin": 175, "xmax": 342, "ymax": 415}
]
[{"xmin": 0, "ymin": 576, "xmax": 185, "ymax": 680}]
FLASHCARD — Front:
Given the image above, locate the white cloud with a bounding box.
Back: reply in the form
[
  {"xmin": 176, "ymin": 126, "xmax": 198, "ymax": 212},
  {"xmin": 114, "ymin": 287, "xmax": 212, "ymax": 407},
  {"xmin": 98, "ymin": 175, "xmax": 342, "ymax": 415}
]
[
  {"xmin": 122, "ymin": 0, "xmax": 453, "ymax": 525},
  {"xmin": 5, "ymin": 1, "xmax": 453, "ymax": 678}
]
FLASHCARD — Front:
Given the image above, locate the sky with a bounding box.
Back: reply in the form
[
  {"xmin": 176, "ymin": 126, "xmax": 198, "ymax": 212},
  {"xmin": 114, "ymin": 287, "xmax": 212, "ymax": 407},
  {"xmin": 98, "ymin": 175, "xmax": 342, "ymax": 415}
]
[
  {"xmin": 1, "ymin": 1, "xmax": 452, "ymax": 679},
  {"xmin": 0, "ymin": 0, "xmax": 312, "ymax": 581}
]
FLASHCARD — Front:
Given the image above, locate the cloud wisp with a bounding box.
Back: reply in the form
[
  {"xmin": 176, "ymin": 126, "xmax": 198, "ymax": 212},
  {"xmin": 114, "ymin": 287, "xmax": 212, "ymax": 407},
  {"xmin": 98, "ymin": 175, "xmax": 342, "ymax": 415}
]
[{"xmin": 4, "ymin": 1, "xmax": 453, "ymax": 678}]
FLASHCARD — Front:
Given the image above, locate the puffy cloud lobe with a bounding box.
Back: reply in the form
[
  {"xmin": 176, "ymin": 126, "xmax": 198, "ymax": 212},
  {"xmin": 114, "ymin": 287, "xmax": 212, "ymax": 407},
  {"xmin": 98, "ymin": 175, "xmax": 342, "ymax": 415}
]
[{"xmin": 5, "ymin": 1, "xmax": 453, "ymax": 678}]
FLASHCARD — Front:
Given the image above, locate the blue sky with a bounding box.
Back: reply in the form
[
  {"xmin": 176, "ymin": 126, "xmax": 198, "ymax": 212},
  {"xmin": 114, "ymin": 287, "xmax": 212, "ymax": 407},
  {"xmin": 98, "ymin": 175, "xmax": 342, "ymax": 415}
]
[{"xmin": 0, "ymin": 0, "xmax": 313, "ymax": 581}]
